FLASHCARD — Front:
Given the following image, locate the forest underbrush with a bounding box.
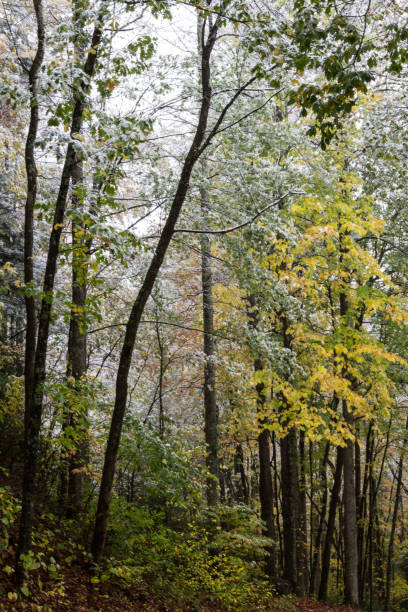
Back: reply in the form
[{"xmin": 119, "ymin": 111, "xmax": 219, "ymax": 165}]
[{"xmin": 0, "ymin": 468, "xmax": 358, "ymax": 612}]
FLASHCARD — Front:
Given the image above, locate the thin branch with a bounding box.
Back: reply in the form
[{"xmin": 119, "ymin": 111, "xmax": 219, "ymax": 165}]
[
  {"xmin": 174, "ymin": 191, "xmax": 301, "ymax": 235},
  {"xmin": 213, "ymin": 89, "xmax": 284, "ymax": 138},
  {"xmin": 89, "ymin": 319, "xmax": 230, "ymax": 339}
]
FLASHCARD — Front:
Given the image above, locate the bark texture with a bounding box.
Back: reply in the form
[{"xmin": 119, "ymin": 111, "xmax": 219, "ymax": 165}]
[
  {"xmin": 23, "ymin": 0, "xmax": 44, "ymax": 445},
  {"xmin": 66, "ymin": 159, "xmax": 88, "ymax": 516},
  {"xmin": 318, "ymin": 446, "xmax": 343, "ymax": 601},
  {"xmin": 384, "ymin": 416, "xmax": 408, "ymax": 612},
  {"xmin": 281, "ymin": 428, "xmax": 300, "ymax": 591},
  {"xmin": 200, "ymin": 159, "xmax": 218, "ymax": 506},
  {"xmin": 247, "ymin": 294, "xmax": 276, "ymax": 576},
  {"xmin": 342, "ymin": 400, "xmax": 359, "ymax": 608}
]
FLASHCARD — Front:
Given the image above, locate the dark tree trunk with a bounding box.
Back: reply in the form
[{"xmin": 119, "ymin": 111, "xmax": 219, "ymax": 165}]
[
  {"xmin": 16, "ymin": 16, "xmax": 105, "ymax": 583},
  {"xmin": 357, "ymin": 421, "xmax": 373, "ymax": 601},
  {"xmin": 310, "ymin": 441, "xmax": 330, "ymax": 595},
  {"xmin": 281, "ymin": 428, "xmax": 300, "ymax": 591},
  {"xmin": 91, "ymin": 17, "xmax": 221, "ymax": 563},
  {"xmin": 354, "ymin": 429, "xmax": 361, "ymax": 599},
  {"xmin": 155, "ymin": 316, "xmax": 166, "ymax": 437},
  {"xmin": 342, "ymin": 400, "xmax": 359, "ymax": 608},
  {"xmin": 255, "ymin": 363, "xmax": 276, "ymax": 576},
  {"xmin": 309, "ymin": 441, "xmax": 315, "ymax": 586},
  {"xmin": 298, "ymin": 431, "xmax": 308, "ymax": 595},
  {"xmin": 272, "ymin": 432, "xmax": 283, "ymax": 568},
  {"xmin": 234, "ymin": 443, "xmax": 248, "ymax": 504},
  {"xmin": 199, "ymin": 158, "xmax": 218, "ymax": 506},
  {"xmin": 246, "ymin": 294, "xmax": 276, "ymax": 575},
  {"xmin": 318, "ymin": 446, "xmax": 343, "ymax": 602},
  {"xmin": 385, "ymin": 416, "xmax": 408, "ymax": 612},
  {"xmin": 23, "ymin": 0, "xmax": 44, "ymax": 440},
  {"xmin": 66, "ymin": 159, "xmax": 88, "ymax": 517}
]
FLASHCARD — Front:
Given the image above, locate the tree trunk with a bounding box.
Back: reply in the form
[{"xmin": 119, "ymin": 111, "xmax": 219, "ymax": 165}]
[
  {"xmin": 155, "ymin": 315, "xmax": 166, "ymax": 437},
  {"xmin": 342, "ymin": 400, "xmax": 359, "ymax": 608},
  {"xmin": 318, "ymin": 446, "xmax": 343, "ymax": 601},
  {"xmin": 281, "ymin": 428, "xmax": 300, "ymax": 591},
  {"xmin": 310, "ymin": 441, "xmax": 330, "ymax": 594},
  {"xmin": 255, "ymin": 363, "xmax": 276, "ymax": 576},
  {"xmin": 298, "ymin": 430, "xmax": 308, "ymax": 595},
  {"xmin": 23, "ymin": 0, "xmax": 44, "ymax": 439},
  {"xmin": 357, "ymin": 421, "xmax": 373, "ymax": 602},
  {"xmin": 272, "ymin": 432, "xmax": 283, "ymax": 567},
  {"xmin": 91, "ymin": 17, "xmax": 220, "ymax": 563},
  {"xmin": 66, "ymin": 159, "xmax": 88, "ymax": 517},
  {"xmin": 234, "ymin": 443, "xmax": 248, "ymax": 504},
  {"xmin": 16, "ymin": 15, "xmax": 105, "ymax": 583},
  {"xmin": 199, "ymin": 158, "xmax": 218, "ymax": 506},
  {"xmin": 384, "ymin": 416, "xmax": 408, "ymax": 612},
  {"xmin": 246, "ymin": 293, "xmax": 276, "ymax": 576}
]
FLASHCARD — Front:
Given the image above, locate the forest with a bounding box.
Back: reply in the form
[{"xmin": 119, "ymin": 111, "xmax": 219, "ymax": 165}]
[{"xmin": 0, "ymin": 0, "xmax": 408, "ymax": 610}]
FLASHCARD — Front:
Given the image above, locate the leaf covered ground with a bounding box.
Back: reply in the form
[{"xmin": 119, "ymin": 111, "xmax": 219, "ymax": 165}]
[{"xmin": 0, "ymin": 550, "xmax": 358, "ymax": 612}]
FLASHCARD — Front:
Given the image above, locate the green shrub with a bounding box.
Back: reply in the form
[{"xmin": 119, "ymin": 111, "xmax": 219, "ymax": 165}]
[
  {"xmin": 102, "ymin": 496, "xmax": 272, "ymax": 610},
  {"xmin": 0, "ymin": 478, "xmax": 20, "ymax": 554},
  {"xmin": 391, "ymin": 575, "xmax": 408, "ymax": 611}
]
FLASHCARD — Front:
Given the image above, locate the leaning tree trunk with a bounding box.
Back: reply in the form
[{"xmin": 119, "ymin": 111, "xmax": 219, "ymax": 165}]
[{"xmin": 91, "ymin": 14, "xmax": 222, "ymax": 563}]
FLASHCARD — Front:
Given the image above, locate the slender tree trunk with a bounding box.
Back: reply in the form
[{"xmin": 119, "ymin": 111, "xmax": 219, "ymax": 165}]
[
  {"xmin": 354, "ymin": 428, "xmax": 361, "ymax": 600},
  {"xmin": 367, "ymin": 470, "xmax": 375, "ymax": 612},
  {"xmin": 338, "ymin": 257, "xmax": 359, "ymax": 607},
  {"xmin": 199, "ymin": 157, "xmax": 218, "ymax": 506},
  {"xmin": 65, "ymin": 0, "xmax": 90, "ymax": 516},
  {"xmin": 385, "ymin": 416, "xmax": 408, "ymax": 612},
  {"xmin": 358, "ymin": 421, "xmax": 373, "ymax": 601},
  {"xmin": 91, "ymin": 17, "xmax": 221, "ymax": 563},
  {"xmin": 374, "ymin": 508, "xmax": 385, "ymax": 604},
  {"xmin": 246, "ymin": 294, "xmax": 276, "ymax": 575},
  {"xmin": 298, "ymin": 431, "xmax": 308, "ymax": 595},
  {"xmin": 309, "ymin": 441, "xmax": 314, "ymax": 580},
  {"xmin": 310, "ymin": 441, "xmax": 330, "ymax": 594},
  {"xmin": 23, "ymin": 0, "xmax": 44, "ymax": 446},
  {"xmin": 234, "ymin": 443, "xmax": 248, "ymax": 504},
  {"xmin": 60, "ymin": 159, "xmax": 87, "ymax": 512},
  {"xmin": 255, "ymin": 362, "xmax": 276, "ymax": 576},
  {"xmin": 272, "ymin": 432, "xmax": 283, "ymax": 567},
  {"xmin": 16, "ymin": 14, "xmax": 105, "ymax": 583},
  {"xmin": 155, "ymin": 315, "xmax": 166, "ymax": 437},
  {"xmin": 318, "ymin": 446, "xmax": 343, "ymax": 602},
  {"xmin": 66, "ymin": 159, "xmax": 88, "ymax": 516},
  {"xmin": 342, "ymin": 399, "xmax": 359, "ymax": 608}
]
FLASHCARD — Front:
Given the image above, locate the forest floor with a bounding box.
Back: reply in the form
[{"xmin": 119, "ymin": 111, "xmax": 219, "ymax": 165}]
[
  {"xmin": 0, "ymin": 568, "xmax": 360, "ymax": 612},
  {"xmin": 0, "ymin": 546, "xmax": 360, "ymax": 611}
]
